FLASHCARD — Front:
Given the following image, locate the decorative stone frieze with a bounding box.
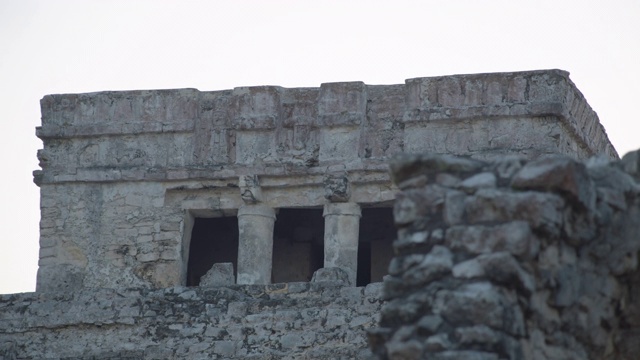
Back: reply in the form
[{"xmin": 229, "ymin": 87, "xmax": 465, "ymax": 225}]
[
  {"xmin": 239, "ymin": 174, "xmax": 263, "ymax": 204},
  {"xmin": 323, "ymin": 172, "xmax": 351, "ymax": 202}
]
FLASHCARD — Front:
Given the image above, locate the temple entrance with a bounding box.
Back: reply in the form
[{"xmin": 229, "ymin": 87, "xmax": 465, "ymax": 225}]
[
  {"xmin": 271, "ymin": 208, "xmax": 325, "ymax": 283},
  {"xmin": 357, "ymin": 207, "xmax": 396, "ymax": 286},
  {"xmin": 186, "ymin": 216, "xmax": 239, "ymax": 286}
]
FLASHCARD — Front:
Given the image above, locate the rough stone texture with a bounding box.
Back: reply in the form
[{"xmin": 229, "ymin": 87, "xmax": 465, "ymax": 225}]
[
  {"xmin": 323, "ymin": 203, "xmax": 362, "ymax": 286},
  {"xmin": 371, "ymin": 150, "xmax": 640, "ymax": 360},
  {"xmin": 199, "ymin": 262, "xmax": 235, "ymax": 286},
  {"xmin": 236, "ymin": 204, "xmax": 276, "ymax": 285},
  {"xmin": 311, "ymin": 267, "xmax": 352, "ymax": 286},
  {"xmin": 0, "ymin": 282, "xmax": 383, "ymax": 359},
  {"xmin": 32, "ymin": 69, "xmax": 616, "ymax": 293},
  {"xmin": 0, "ymin": 70, "xmax": 623, "ymax": 359}
]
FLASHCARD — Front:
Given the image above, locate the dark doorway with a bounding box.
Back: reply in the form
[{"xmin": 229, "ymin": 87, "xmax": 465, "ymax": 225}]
[
  {"xmin": 358, "ymin": 207, "xmax": 396, "ymax": 286},
  {"xmin": 187, "ymin": 216, "xmax": 239, "ymax": 286},
  {"xmin": 272, "ymin": 208, "xmax": 324, "ymax": 283}
]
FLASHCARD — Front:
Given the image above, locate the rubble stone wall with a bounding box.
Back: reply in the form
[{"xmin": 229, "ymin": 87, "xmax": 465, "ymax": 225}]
[
  {"xmin": 370, "ymin": 150, "xmax": 640, "ymax": 359},
  {"xmin": 0, "ymin": 282, "xmax": 383, "ymax": 359}
]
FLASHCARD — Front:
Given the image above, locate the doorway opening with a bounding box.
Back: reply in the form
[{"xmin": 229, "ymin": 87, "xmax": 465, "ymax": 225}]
[
  {"xmin": 272, "ymin": 208, "xmax": 325, "ymax": 283},
  {"xmin": 357, "ymin": 207, "xmax": 396, "ymax": 286},
  {"xmin": 186, "ymin": 216, "xmax": 239, "ymax": 286}
]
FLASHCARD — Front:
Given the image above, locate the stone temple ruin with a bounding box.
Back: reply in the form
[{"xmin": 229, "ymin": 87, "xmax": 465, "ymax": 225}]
[{"xmin": 0, "ymin": 69, "xmax": 638, "ymax": 359}]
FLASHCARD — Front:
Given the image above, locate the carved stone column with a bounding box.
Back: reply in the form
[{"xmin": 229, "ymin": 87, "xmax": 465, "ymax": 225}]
[
  {"xmin": 236, "ymin": 204, "xmax": 276, "ymax": 285},
  {"xmin": 323, "ymin": 202, "xmax": 361, "ymax": 286}
]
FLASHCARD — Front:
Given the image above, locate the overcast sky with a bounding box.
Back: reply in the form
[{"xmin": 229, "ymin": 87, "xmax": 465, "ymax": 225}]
[{"xmin": 1, "ymin": 0, "xmax": 638, "ymax": 294}]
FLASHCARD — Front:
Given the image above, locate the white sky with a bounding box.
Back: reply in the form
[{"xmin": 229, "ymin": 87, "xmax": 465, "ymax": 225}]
[{"xmin": 1, "ymin": 0, "xmax": 638, "ymax": 294}]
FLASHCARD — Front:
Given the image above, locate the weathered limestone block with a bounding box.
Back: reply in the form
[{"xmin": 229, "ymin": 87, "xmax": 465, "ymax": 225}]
[
  {"xmin": 232, "ymin": 86, "xmax": 282, "ymax": 130},
  {"xmin": 511, "ymin": 156, "xmax": 595, "ymax": 211},
  {"xmin": 317, "ymin": 81, "xmax": 366, "ymax": 127},
  {"xmin": 433, "ymin": 282, "xmax": 525, "ymax": 337},
  {"xmin": 311, "ymin": 267, "xmax": 351, "ymax": 286},
  {"xmin": 400, "ymin": 245, "xmax": 452, "ymax": 287},
  {"xmin": 393, "ymin": 185, "xmax": 446, "ymax": 227},
  {"xmin": 317, "ymin": 82, "xmax": 366, "ymax": 162},
  {"xmin": 445, "ymin": 221, "xmax": 539, "ymax": 259},
  {"xmin": 200, "ymin": 262, "xmax": 235, "ymax": 286},
  {"xmin": 457, "ymin": 171, "xmax": 497, "ymax": 194},
  {"xmin": 464, "ymin": 189, "xmax": 565, "ymax": 237}
]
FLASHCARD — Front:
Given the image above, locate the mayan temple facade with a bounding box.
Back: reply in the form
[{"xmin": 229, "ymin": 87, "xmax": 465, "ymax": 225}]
[{"xmin": 2, "ymin": 69, "xmax": 638, "ymax": 359}]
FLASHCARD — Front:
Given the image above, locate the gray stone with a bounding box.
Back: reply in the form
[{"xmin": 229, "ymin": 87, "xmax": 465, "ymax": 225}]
[
  {"xmin": 323, "ymin": 172, "xmax": 351, "ymax": 202},
  {"xmin": 237, "ymin": 204, "xmax": 276, "ymax": 285},
  {"xmin": 443, "ymin": 190, "xmax": 466, "ymax": 226},
  {"xmin": 430, "ymin": 350, "xmax": 499, "ymax": 360},
  {"xmin": 446, "ymin": 221, "xmax": 538, "ymax": 259},
  {"xmin": 396, "ymin": 174, "xmax": 429, "ymax": 190},
  {"xmin": 391, "ymin": 153, "xmax": 486, "ymax": 185},
  {"xmin": 393, "ymin": 231, "xmax": 431, "ymax": 254},
  {"xmin": 434, "ymin": 282, "xmax": 525, "ymax": 336},
  {"xmin": 454, "ymin": 325, "xmax": 500, "ymax": 347},
  {"xmin": 435, "ymin": 173, "xmax": 461, "ymax": 187},
  {"xmin": 424, "ymin": 333, "xmax": 452, "ymax": 352},
  {"xmin": 452, "ymin": 252, "xmax": 534, "ymax": 295},
  {"xmin": 620, "ymin": 149, "xmax": 640, "ymax": 179},
  {"xmin": 492, "ymin": 155, "xmax": 526, "ymax": 180},
  {"xmin": 311, "ymin": 267, "xmax": 352, "ymax": 286},
  {"xmin": 458, "ymin": 172, "xmax": 497, "ymax": 194},
  {"xmin": 476, "ymin": 252, "xmax": 535, "ymax": 294},
  {"xmin": 385, "ymin": 339, "xmax": 424, "ymax": 360},
  {"xmin": 393, "ymin": 186, "xmax": 446, "ymax": 226},
  {"xmin": 323, "ymin": 202, "xmax": 361, "ymax": 286},
  {"xmin": 402, "ymin": 246, "xmax": 453, "ymax": 286},
  {"xmin": 512, "ymin": 156, "xmax": 596, "ymax": 211},
  {"xmin": 239, "ymin": 174, "xmax": 262, "ymax": 204},
  {"xmin": 388, "ymin": 254, "xmax": 426, "ymax": 277},
  {"xmin": 452, "ymin": 258, "xmax": 485, "ymax": 279},
  {"xmin": 199, "ymin": 263, "xmax": 235, "ymax": 286},
  {"xmin": 464, "ymin": 189, "xmax": 564, "ymax": 237},
  {"xmin": 589, "ymin": 162, "xmax": 640, "ymax": 195},
  {"xmin": 416, "ymin": 315, "xmax": 443, "ymax": 335}
]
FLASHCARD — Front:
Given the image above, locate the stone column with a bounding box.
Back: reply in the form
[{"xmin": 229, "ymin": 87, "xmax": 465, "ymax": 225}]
[
  {"xmin": 236, "ymin": 204, "xmax": 276, "ymax": 285},
  {"xmin": 323, "ymin": 202, "xmax": 361, "ymax": 286}
]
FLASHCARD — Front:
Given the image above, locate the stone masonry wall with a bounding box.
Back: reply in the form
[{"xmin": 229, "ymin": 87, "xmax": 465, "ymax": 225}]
[
  {"xmin": 370, "ymin": 150, "xmax": 640, "ymax": 359},
  {"xmin": 0, "ymin": 281, "xmax": 383, "ymax": 359},
  {"xmin": 33, "ymin": 69, "xmax": 618, "ymax": 293},
  {"xmin": 3, "ymin": 70, "xmax": 624, "ymax": 359}
]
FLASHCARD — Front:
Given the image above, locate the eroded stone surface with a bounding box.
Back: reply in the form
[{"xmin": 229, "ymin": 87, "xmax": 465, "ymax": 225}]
[
  {"xmin": 200, "ymin": 262, "xmax": 235, "ymax": 286},
  {"xmin": 0, "ymin": 284, "xmax": 383, "ymax": 359},
  {"xmin": 372, "ymin": 149, "xmax": 640, "ymax": 360},
  {"xmin": 6, "ymin": 70, "xmax": 626, "ymax": 359}
]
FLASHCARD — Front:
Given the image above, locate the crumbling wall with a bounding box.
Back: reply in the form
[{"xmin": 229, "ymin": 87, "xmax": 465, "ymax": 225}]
[
  {"xmin": 0, "ymin": 281, "xmax": 383, "ymax": 359},
  {"xmin": 370, "ymin": 150, "xmax": 640, "ymax": 359}
]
